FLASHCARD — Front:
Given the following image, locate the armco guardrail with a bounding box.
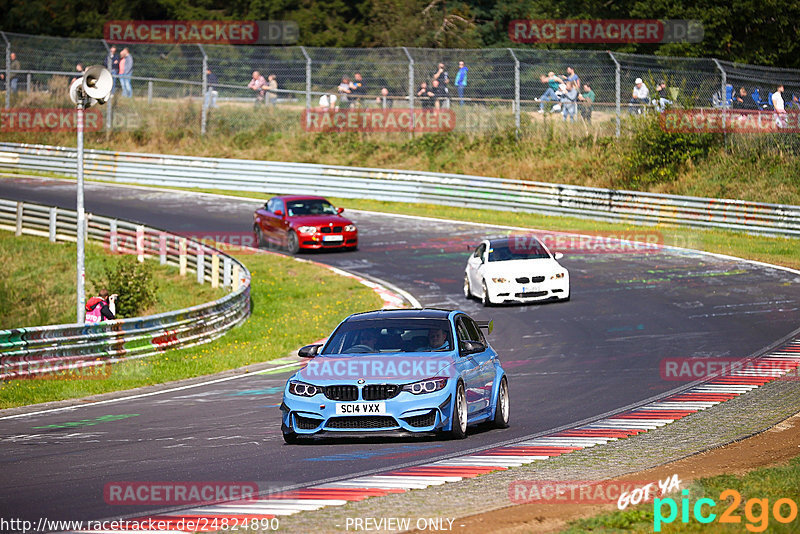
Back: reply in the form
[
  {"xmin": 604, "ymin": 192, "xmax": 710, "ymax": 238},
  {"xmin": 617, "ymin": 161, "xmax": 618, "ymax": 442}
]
[
  {"xmin": 1, "ymin": 142, "xmax": 799, "ymax": 238},
  {"xmin": 0, "ymin": 198, "xmax": 251, "ymax": 380}
]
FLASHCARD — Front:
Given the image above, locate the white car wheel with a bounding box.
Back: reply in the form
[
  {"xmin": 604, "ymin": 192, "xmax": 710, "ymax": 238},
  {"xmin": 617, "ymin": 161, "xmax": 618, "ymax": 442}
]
[
  {"xmin": 481, "ymin": 280, "xmax": 492, "ymax": 307},
  {"xmin": 463, "ymin": 274, "xmax": 472, "ymax": 299}
]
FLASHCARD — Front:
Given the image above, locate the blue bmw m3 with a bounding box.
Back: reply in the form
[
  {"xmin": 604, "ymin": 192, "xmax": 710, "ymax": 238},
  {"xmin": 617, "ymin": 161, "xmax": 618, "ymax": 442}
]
[{"xmin": 280, "ymin": 308, "xmax": 509, "ymax": 443}]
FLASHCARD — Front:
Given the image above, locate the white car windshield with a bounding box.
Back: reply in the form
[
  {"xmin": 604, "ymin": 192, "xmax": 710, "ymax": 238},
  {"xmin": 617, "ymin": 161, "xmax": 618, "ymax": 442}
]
[{"xmin": 488, "ymin": 242, "xmax": 550, "ymax": 262}]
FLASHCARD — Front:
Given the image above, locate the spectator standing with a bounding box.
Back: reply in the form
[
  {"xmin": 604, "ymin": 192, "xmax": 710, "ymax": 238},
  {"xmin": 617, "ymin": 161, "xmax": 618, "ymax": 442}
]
[
  {"xmin": 536, "ymin": 72, "xmax": 563, "ymax": 112},
  {"xmin": 578, "ymin": 82, "xmax": 595, "ymax": 124},
  {"xmin": 565, "ymin": 66, "xmax": 580, "ymax": 90},
  {"xmin": 350, "ymin": 73, "xmax": 365, "ymax": 107},
  {"xmin": 772, "ymin": 84, "xmax": 786, "ymax": 127},
  {"xmin": 248, "ymin": 71, "xmax": 267, "ymax": 103},
  {"xmin": 107, "ymin": 46, "xmax": 120, "ymax": 94},
  {"xmin": 119, "ymin": 48, "xmax": 134, "ymax": 98},
  {"xmin": 431, "ymin": 79, "xmax": 447, "ymax": 110},
  {"xmin": 267, "ymin": 74, "xmax": 278, "ymax": 107},
  {"xmin": 417, "ymin": 81, "xmax": 434, "ymax": 110},
  {"xmin": 787, "ymin": 93, "xmax": 800, "ymax": 111},
  {"xmin": 337, "ymin": 76, "xmax": 352, "ymax": 109},
  {"xmin": 9, "ymin": 52, "xmax": 20, "ymax": 94},
  {"xmin": 654, "ymin": 80, "xmax": 672, "ymax": 112},
  {"xmin": 85, "ymin": 289, "xmax": 117, "ymax": 324},
  {"xmin": 71, "ymin": 63, "xmax": 84, "ymax": 85},
  {"xmin": 561, "ymin": 81, "xmax": 578, "ymax": 122},
  {"xmin": 375, "ymin": 87, "xmax": 392, "ymax": 109},
  {"xmin": 628, "ymin": 77, "xmax": 649, "ymax": 114},
  {"xmin": 204, "ymin": 67, "xmax": 218, "ymax": 109},
  {"xmin": 455, "ymin": 61, "xmax": 468, "ymax": 106},
  {"xmin": 432, "ymin": 63, "xmax": 450, "ymax": 108}
]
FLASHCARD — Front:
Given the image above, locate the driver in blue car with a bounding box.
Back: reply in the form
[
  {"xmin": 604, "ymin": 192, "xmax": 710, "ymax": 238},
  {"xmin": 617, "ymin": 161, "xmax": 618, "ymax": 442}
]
[{"xmin": 419, "ymin": 328, "xmax": 449, "ymax": 351}]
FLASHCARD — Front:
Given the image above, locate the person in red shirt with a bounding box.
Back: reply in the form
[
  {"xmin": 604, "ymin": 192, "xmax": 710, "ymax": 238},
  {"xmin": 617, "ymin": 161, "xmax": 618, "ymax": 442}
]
[{"xmin": 85, "ymin": 289, "xmax": 117, "ymax": 324}]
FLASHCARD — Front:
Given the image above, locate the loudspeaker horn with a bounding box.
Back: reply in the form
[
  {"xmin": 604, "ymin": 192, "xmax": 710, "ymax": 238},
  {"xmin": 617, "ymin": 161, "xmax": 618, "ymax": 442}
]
[{"xmin": 82, "ymin": 65, "xmax": 112, "ymax": 103}]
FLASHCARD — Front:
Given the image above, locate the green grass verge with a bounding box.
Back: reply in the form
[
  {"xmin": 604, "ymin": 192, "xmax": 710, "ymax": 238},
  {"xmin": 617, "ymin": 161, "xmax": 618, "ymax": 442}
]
[
  {"xmin": 0, "ymin": 231, "xmax": 225, "ymax": 329},
  {"xmin": 0, "ymin": 250, "xmax": 383, "ymax": 409},
  {"xmin": 562, "ymin": 456, "xmax": 800, "ymax": 532}
]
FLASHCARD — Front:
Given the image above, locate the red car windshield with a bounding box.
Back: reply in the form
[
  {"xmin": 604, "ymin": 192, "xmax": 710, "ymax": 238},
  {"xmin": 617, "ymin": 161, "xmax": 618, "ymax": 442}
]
[{"xmin": 286, "ymin": 199, "xmax": 338, "ymax": 217}]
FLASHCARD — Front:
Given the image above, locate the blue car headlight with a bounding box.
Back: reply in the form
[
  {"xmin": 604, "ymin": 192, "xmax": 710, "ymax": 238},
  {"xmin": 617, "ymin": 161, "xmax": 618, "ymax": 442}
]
[
  {"xmin": 402, "ymin": 377, "xmax": 448, "ymax": 395},
  {"xmin": 288, "ymin": 380, "xmax": 322, "ymax": 397}
]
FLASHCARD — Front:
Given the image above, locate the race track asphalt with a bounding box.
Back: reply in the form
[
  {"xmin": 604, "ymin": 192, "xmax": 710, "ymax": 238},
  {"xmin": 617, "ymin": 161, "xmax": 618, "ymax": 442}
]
[{"xmin": 1, "ymin": 177, "xmax": 799, "ymax": 524}]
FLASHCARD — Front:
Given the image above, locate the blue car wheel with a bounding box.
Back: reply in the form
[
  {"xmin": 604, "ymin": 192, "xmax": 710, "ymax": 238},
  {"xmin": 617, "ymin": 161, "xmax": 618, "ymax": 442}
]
[
  {"xmin": 492, "ymin": 376, "xmax": 510, "ymax": 428},
  {"xmin": 448, "ymin": 381, "xmax": 467, "ymax": 439}
]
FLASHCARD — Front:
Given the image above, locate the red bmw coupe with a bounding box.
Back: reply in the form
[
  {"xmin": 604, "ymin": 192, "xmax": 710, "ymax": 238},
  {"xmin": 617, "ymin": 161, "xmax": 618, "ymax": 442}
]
[{"xmin": 253, "ymin": 196, "xmax": 358, "ymax": 253}]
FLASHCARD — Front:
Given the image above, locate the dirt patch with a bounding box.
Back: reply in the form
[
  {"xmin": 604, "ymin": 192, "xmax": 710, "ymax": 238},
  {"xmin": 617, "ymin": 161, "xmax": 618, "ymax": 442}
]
[{"xmin": 448, "ymin": 411, "xmax": 800, "ymax": 533}]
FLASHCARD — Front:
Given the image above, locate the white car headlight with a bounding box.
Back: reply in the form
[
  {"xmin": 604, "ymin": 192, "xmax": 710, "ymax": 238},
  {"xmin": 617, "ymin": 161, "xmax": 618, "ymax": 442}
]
[
  {"xmin": 551, "ymin": 272, "xmax": 566, "ymax": 279},
  {"xmin": 491, "ymin": 277, "xmax": 508, "ymax": 283},
  {"xmin": 402, "ymin": 377, "xmax": 448, "ymax": 395},
  {"xmin": 288, "ymin": 380, "xmax": 321, "ymax": 397},
  {"xmin": 297, "ymin": 226, "xmax": 317, "ymax": 235},
  {"xmin": 344, "ymin": 224, "xmax": 356, "ymax": 232}
]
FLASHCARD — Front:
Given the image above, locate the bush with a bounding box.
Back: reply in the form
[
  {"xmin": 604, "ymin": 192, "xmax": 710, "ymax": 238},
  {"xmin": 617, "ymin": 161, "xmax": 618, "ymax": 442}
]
[
  {"xmin": 625, "ymin": 114, "xmax": 720, "ymax": 186},
  {"xmin": 100, "ymin": 256, "xmax": 158, "ymax": 318}
]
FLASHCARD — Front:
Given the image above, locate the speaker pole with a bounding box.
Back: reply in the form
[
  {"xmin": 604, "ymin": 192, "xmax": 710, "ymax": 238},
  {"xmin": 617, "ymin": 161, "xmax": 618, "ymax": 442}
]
[{"xmin": 76, "ymin": 96, "xmax": 86, "ymax": 323}]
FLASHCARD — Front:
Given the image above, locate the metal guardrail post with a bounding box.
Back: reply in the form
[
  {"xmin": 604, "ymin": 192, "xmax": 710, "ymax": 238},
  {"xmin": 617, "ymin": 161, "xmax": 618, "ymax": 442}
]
[
  {"xmin": 179, "ymin": 237, "xmax": 187, "ymax": 276},
  {"xmin": 402, "ymin": 47, "xmax": 414, "ymax": 134},
  {"xmin": 608, "ymin": 52, "xmax": 621, "ymax": 138},
  {"xmin": 109, "ymin": 219, "xmax": 117, "ymax": 252},
  {"xmin": 300, "ymin": 46, "xmax": 311, "ymax": 109},
  {"xmin": 15, "ymin": 201, "xmax": 22, "ymax": 236},
  {"xmin": 224, "ymin": 256, "xmax": 231, "ymax": 288},
  {"xmin": 1, "ymin": 32, "xmax": 10, "ymax": 109},
  {"xmin": 713, "ymin": 58, "xmax": 728, "ymax": 146},
  {"xmin": 211, "ymin": 254, "xmax": 219, "ymax": 288},
  {"xmin": 101, "ymin": 39, "xmax": 112, "ymax": 132},
  {"xmin": 159, "ymin": 232, "xmax": 167, "ymax": 265},
  {"xmin": 508, "ymin": 48, "xmax": 521, "ymax": 135},
  {"xmin": 199, "ymin": 44, "xmax": 208, "ymax": 136},
  {"xmin": 196, "ymin": 246, "xmax": 205, "ymax": 284},
  {"xmin": 49, "ymin": 207, "xmax": 57, "ymax": 242}
]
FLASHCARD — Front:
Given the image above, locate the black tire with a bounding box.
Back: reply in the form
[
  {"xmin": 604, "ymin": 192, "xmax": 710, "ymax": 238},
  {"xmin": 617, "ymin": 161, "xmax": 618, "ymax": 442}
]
[
  {"xmin": 492, "ymin": 376, "xmax": 510, "ymax": 429},
  {"xmin": 286, "ymin": 230, "xmax": 300, "ymax": 254},
  {"xmin": 449, "ymin": 381, "xmax": 467, "ymax": 439},
  {"xmin": 254, "ymin": 226, "xmax": 266, "ymax": 249},
  {"xmin": 282, "ymin": 421, "xmax": 298, "ymax": 444},
  {"xmin": 463, "ymin": 274, "xmax": 472, "ymax": 300},
  {"xmin": 481, "ymin": 280, "xmax": 492, "ymax": 307}
]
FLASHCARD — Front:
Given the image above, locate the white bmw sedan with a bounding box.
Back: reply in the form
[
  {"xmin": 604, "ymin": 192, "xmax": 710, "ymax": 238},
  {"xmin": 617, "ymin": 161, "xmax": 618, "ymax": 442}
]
[{"xmin": 464, "ymin": 236, "xmax": 569, "ymax": 306}]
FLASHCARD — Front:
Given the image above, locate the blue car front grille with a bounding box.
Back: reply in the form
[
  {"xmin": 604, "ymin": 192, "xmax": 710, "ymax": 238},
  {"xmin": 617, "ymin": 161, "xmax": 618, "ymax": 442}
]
[
  {"xmin": 295, "ymin": 415, "xmax": 322, "ymax": 430},
  {"xmin": 326, "ymin": 416, "xmax": 398, "ymax": 429},
  {"xmin": 362, "ymin": 384, "xmax": 401, "ymax": 400},
  {"xmin": 324, "ymin": 385, "xmax": 358, "ymax": 401}
]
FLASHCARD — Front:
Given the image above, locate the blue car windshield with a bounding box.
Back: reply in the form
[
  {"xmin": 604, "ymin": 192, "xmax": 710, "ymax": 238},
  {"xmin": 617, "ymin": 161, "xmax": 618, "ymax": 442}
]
[
  {"xmin": 322, "ymin": 318, "xmax": 453, "ymax": 354},
  {"xmin": 286, "ymin": 199, "xmax": 337, "ymax": 217},
  {"xmin": 488, "ymin": 242, "xmax": 549, "ymax": 262}
]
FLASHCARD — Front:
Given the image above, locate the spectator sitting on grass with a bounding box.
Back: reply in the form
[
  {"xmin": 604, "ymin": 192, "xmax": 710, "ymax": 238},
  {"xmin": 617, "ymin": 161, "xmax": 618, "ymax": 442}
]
[
  {"xmin": 628, "ymin": 78, "xmax": 649, "ymax": 114},
  {"xmin": 536, "ymin": 71, "xmax": 563, "ymax": 113}
]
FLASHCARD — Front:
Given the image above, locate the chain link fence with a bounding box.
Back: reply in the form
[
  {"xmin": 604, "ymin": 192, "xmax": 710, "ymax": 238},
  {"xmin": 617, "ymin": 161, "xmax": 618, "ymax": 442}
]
[{"xmin": 1, "ymin": 30, "xmax": 799, "ymax": 140}]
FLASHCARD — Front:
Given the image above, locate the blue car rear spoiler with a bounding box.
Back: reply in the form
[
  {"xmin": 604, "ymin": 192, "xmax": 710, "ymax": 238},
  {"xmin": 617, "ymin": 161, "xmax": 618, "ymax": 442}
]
[{"xmin": 476, "ymin": 319, "xmax": 494, "ymax": 334}]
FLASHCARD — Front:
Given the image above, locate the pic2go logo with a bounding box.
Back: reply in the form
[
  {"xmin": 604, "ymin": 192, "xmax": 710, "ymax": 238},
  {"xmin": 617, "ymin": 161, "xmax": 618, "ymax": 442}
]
[{"xmin": 654, "ymin": 489, "xmax": 799, "ymax": 532}]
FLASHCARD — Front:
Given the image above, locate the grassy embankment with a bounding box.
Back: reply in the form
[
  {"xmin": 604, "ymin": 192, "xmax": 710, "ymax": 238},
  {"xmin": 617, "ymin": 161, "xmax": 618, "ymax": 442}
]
[
  {"xmin": 0, "ymin": 231, "xmax": 382, "ymax": 409},
  {"xmin": 2, "ymin": 97, "xmax": 798, "ymax": 205}
]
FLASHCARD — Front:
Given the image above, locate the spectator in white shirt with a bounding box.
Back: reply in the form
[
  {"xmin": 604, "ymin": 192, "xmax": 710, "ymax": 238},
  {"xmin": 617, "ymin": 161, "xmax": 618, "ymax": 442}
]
[
  {"xmin": 772, "ymin": 84, "xmax": 786, "ymax": 127},
  {"xmin": 628, "ymin": 77, "xmax": 650, "ymax": 114}
]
